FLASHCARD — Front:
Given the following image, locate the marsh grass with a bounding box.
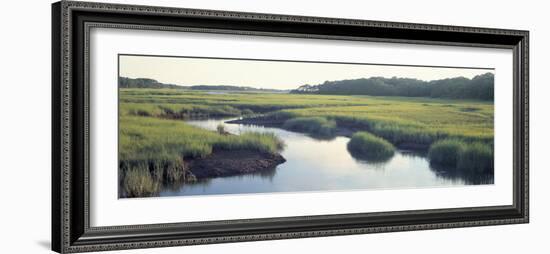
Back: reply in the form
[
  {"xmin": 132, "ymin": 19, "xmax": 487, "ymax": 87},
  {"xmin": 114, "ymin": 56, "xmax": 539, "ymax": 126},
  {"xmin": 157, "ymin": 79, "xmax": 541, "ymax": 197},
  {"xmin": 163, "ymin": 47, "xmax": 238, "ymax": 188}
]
[
  {"xmin": 120, "ymin": 157, "xmax": 198, "ymax": 197},
  {"xmin": 428, "ymin": 139, "xmax": 493, "ymax": 173},
  {"xmin": 119, "ymin": 88, "xmax": 495, "ymax": 194},
  {"xmin": 123, "ymin": 103, "xmax": 242, "ymax": 119},
  {"xmin": 278, "ymin": 99, "xmax": 493, "ymax": 147},
  {"xmin": 428, "ymin": 139, "xmax": 466, "ymax": 167},
  {"xmin": 122, "ymin": 164, "xmax": 160, "ymax": 197},
  {"xmin": 457, "ymin": 142, "xmax": 493, "ymax": 173},
  {"xmin": 460, "ymin": 107, "xmax": 481, "ymax": 112},
  {"xmin": 119, "ymin": 111, "xmax": 285, "ymax": 197},
  {"xmin": 241, "ymin": 108, "xmax": 254, "ymax": 115},
  {"xmin": 120, "ymin": 88, "xmax": 372, "ymax": 110},
  {"xmin": 121, "ymin": 89, "xmax": 493, "ymax": 163},
  {"xmin": 283, "ymin": 117, "xmax": 336, "ymax": 137},
  {"xmin": 347, "ymin": 132, "xmax": 395, "ymax": 162},
  {"xmin": 121, "ymin": 89, "xmax": 494, "ymax": 147},
  {"xmin": 368, "ymin": 122, "xmax": 438, "ymax": 147},
  {"xmin": 216, "ymin": 124, "xmax": 226, "ymax": 135},
  {"xmin": 165, "ymin": 157, "xmax": 186, "ymax": 182},
  {"xmin": 119, "ymin": 116, "xmax": 283, "ymax": 161},
  {"xmin": 213, "ymin": 132, "xmax": 285, "ymax": 154}
]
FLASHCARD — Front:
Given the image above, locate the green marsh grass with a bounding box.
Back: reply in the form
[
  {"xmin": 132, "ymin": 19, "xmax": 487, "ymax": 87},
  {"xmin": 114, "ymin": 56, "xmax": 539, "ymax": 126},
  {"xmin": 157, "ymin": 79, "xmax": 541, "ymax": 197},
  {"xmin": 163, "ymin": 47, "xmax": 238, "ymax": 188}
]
[
  {"xmin": 120, "ymin": 88, "xmax": 493, "ymax": 164},
  {"xmin": 122, "ymin": 164, "xmax": 160, "ymax": 197},
  {"xmin": 282, "ymin": 117, "xmax": 336, "ymax": 137},
  {"xmin": 428, "ymin": 139, "xmax": 493, "ymax": 173},
  {"xmin": 428, "ymin": 139, "xmax": 466, "ymax": 167},
  {"xmin": 119, "ymin": 116, "xmax": 283, "ymax": 162},
  {"xmin": 121, "ymin": 88, "xmax": 493, "ymax": 146},
  {"xmin": 277, "ymin": 97, "xmax": 493, "ymax": 146},
  {"xmin": 119, "ymin": 107, "xmax": 284, "ymax": 197},
  {"xmin": 119, "ymin": 88, "xmax": 494, "ymax": 194},
  {"xmin": 347, "ymin": 132, "xmax": 395, "ymax": 161},
  {"xmin": 457, "ymin": 142, "xmax": 493, "ymax": 173}
]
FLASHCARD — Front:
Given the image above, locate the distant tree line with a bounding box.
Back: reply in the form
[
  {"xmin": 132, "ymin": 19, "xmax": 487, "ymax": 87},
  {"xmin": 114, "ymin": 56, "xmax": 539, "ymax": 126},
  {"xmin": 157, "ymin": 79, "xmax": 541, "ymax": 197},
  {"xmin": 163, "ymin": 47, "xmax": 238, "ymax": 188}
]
[
  {"xmin": 119, "ymin": 77, "xmax": 286, "ymax": 92},
  {"xmin": 290, "ymin": 73, "xmax": 494, "ymax": 101},
  {"xmin": 118, "ymin": 77, "xmax": 183, "ymax": 89},
  {"xmin": 190, "ymin": 85, "xmax": 282, "ymax": 92},
  {"xmin": 190, "ymin": 85, "xmax": 251, "ymax": 91}
]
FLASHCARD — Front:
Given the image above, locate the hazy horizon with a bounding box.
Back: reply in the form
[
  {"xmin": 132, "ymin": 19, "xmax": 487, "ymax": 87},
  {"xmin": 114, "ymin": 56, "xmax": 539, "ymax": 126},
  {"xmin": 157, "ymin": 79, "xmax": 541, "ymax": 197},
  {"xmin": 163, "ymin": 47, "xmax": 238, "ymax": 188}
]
[{"xmin": 119, "ymin": 55, "xmax": 494, "ymax": 90}]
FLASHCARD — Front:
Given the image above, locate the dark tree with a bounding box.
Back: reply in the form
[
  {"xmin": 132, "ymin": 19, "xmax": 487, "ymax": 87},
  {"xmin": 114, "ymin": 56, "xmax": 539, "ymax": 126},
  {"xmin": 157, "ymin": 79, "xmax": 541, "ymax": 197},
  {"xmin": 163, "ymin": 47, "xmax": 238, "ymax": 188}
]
[
  {"xmin": 291, "ymin": 73, "xmax": 494, "ymax": 101},
  {"xmin": 118, "ymin": 77, "xmax": 183, "ymax": 89}
]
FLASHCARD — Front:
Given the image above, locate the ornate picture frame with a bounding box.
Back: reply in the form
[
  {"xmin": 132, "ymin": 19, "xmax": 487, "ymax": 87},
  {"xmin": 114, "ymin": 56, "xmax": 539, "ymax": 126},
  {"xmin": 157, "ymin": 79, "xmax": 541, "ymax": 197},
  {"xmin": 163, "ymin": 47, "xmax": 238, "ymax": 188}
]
[{"xmin": 52, "ymin": 1, "xmax": 529, "ymax": 253}]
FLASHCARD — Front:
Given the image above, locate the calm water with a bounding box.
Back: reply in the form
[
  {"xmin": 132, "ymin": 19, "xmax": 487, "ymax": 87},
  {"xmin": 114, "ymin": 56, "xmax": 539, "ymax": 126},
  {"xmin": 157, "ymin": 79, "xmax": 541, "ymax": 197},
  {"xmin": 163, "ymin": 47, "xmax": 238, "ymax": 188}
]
[{"xmin": 159, "ymin": 118, "xmax": 493, "ymax": 197}]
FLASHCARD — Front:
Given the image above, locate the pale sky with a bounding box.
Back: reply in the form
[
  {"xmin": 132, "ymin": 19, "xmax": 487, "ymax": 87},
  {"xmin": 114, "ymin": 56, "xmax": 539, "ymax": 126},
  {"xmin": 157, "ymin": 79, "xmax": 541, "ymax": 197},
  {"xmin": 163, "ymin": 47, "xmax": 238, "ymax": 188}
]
[{"xmin": 119, "ymin": 55, "xmax": 494, "ymax": 90}]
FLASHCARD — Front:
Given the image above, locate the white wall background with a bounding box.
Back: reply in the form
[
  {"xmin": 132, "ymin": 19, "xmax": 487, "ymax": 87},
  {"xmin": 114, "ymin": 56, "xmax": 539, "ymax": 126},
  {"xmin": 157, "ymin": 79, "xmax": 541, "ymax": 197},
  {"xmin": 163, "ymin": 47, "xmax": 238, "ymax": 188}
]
[{"xmin": 0, "ymin": 0, "xmax": 546, "ymax": 253}]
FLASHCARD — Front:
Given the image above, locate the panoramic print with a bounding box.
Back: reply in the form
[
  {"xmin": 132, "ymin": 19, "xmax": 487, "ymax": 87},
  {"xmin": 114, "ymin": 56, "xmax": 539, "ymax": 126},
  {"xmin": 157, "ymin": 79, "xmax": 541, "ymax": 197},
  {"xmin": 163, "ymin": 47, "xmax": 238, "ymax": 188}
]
[{"xmin": 118, "ymin": 54, "xmax": 495, "ymax": 198}]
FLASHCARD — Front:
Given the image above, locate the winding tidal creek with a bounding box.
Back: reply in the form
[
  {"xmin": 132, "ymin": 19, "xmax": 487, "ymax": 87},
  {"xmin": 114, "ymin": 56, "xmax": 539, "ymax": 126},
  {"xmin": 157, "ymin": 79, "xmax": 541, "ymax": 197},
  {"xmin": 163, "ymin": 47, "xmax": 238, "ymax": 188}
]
[{"xmin": 159, "ymin": 117, "xmax": 493, "ymax": 197}]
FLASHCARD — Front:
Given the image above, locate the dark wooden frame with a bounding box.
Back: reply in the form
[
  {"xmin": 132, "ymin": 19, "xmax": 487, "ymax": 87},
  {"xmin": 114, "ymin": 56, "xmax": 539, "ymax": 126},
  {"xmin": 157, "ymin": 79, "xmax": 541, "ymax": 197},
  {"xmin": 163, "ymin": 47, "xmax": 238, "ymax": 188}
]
[{"xmin": 52, "ymin": 1, "xmax": 529, "ymax": 253}]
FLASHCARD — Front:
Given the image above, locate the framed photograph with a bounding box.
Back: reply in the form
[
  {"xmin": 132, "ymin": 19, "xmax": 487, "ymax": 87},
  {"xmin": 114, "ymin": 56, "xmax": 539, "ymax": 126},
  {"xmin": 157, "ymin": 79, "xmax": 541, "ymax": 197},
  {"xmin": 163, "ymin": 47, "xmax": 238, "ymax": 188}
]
[{"xmin": 52, "ymin": 1, "xmax": 529, "ymax": 253}]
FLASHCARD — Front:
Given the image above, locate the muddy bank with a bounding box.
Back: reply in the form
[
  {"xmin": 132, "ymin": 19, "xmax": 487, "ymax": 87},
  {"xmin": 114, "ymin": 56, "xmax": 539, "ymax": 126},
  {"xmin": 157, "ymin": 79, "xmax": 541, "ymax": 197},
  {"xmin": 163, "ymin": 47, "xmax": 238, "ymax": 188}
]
[
  {"xmin": 187, "ymin": 149, "xmax": 286, "ymax": 179},
  {"xmin": 118, "ymin": 149, "xmax": 285, "ymax": 198}
]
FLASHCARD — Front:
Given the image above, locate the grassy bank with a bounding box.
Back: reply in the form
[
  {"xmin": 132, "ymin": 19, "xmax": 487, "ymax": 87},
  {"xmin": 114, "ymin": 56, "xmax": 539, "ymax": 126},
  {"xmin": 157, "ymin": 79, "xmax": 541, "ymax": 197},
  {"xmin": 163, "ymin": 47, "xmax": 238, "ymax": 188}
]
[
  {"xmin": 282, "ymin": 117, "xmax": 337, "ymax": 137},
  {"xmin": 119, "ymin": 114, "xmax": 284, "ymax": 197},
  {"xmin": 217, "ymin": 92, "xmax": 493, "ymax": 171},
  {"xmin": 428, "ymin": 139, "xmax": 493, "ymax": 173},
  {"xmin": 120, "ymin": 88, "xmax": 372, "ymax": 113},
  {"xmin": 120, "ymin": 89, "xmax": 493, "ymax": 147},
  {"xmin": 273, "ymin": 99, "xmax": 493, "ymax": 145},
  {"xmin": 347, "ymin": 132, "xmax": 395, "ymax": 162},
  {"xmin": 120, "ymin": 116, "xmax": 283, "ymax": 161}
]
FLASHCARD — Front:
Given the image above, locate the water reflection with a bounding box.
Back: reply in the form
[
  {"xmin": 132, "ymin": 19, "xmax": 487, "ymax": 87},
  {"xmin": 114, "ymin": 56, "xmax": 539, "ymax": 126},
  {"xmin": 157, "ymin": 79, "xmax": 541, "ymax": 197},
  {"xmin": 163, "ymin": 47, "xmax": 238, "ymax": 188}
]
[
  {"xmin": 429, "ymin": 163, "xmax": 494, "ymax": 185},
  {"xmin": 158, "ymin": 118, "xmax": 493, "ymax": 197},
  {"xmin": 347, "ymin": 148, "xmax": 394, "ymax": 166}
]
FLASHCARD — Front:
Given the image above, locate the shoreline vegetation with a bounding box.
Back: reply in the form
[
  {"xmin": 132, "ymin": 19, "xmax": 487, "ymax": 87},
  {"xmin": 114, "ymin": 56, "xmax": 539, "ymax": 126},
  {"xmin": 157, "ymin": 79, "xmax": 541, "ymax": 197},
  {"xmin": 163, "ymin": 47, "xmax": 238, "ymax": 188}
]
[
  {"xmin": 119, "ymin": 115, "xmax": 286, "ymax": 198},
  {"xmin": 119, "ymin": 73, "xmax": 494, "ymax": 198},
  {"xmin": 347, "ymin": 132, "xmax": 395, "ymax": 162}
]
